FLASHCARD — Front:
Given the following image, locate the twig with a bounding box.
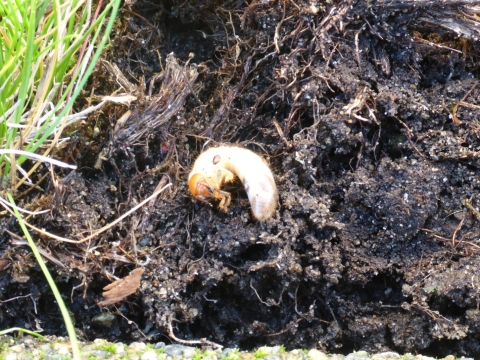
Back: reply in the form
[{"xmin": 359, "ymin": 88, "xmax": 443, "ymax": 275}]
[
  {"xmin": 167, "ymin": 316, "xmax": 223, "ymax": 349},
  {"xmin": 354, "ymin": 25, "xmax": 365, "ymax": 72},
  {"xmin": 413, "ymin": 304, "xmax": 453, "ymax": 324},
  {"xmin": 7, "ymin": 232, "xmax": 68, "ymax": 269},
  {"xmin": 393, "ymin": 116, "xmax": 428, "ymax": 161},
  {"xmin": 274, "ymin": 1, "xmax": 287, "ymax": 53},
  {"xmin": 420, "ymin": 227, "xmax": 480, "ymax": 251},
  {"xmin": 250, "ymin": 281, "xmax": 283, "ymax": 307},
  {"xmin": 411, "ymin": 37, "xmax": 463, "ymax": 55},
  {"xmin": 114, "ymin": 307, "xmax": 147, "ymax": 338},
  {"xmin": 0, "ymin": 293, "xmax": 32, "ymax": 303},
  {"xmin": 452, "ymin": 216, "xmax": 464, "ymax": 248},
  {"xmin": 452, "ymin": 83, "xmax": 477, "ymax": 125},
  {"xmin": 265, "ymin": 318, "xmax": 304, "ymax": 337},
  {"xmin": 1, "ymin": 184, "xmax": 172, "ymax": 244}
]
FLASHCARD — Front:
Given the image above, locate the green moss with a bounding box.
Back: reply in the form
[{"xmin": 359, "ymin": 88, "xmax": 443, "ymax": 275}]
[
  {"xmin": 254, "ymin": 348, "xmax": 269, "ymax": 359},
  {"xmin": 221, "ymin": 348, "xmax": 241, "ymax": 360},
  {"xmin": 101, "ymin": 342, "xmax": 117, "ymax": 354},
  {"xmin": 0, "ymin": 339, "xmax": 9, "ymax": 352},
  {"xmin": 192, "ymin": 348, "xmax": 205, "ymax": 360},
  {"xmin": 297, "ymin": 349, "xmax": 309, "ymax": 355}
]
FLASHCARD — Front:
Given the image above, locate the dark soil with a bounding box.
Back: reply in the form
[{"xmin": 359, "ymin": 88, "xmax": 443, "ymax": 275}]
[{"xmin": 2, "ymin": 0, "xmax": 480, "ymax": 357}]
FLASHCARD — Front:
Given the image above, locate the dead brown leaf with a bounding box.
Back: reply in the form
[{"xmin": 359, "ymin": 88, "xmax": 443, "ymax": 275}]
[{"xmin": 98, "ymin": 268, "xmax": 144, "ymax": 307}]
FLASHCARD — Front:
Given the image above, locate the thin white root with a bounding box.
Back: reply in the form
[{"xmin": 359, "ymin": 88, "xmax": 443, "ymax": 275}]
[{"xmin": 168, "ymin": 316, "xmax": 223, "ymax": 349}]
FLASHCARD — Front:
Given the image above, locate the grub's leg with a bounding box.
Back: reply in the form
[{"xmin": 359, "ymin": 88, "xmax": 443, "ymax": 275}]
[
  {"xmin": 217, "ymin": 169, "xmax": 235, "ymax": 184},
  {"xmin": 217, "ymin": 190, "xmax": 232, "ymax": 212}
]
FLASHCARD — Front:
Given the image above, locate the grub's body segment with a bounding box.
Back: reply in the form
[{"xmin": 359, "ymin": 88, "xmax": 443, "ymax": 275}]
[{"xmin": 188, "ymin": 146, "xmax": 278, "ymax": 221}]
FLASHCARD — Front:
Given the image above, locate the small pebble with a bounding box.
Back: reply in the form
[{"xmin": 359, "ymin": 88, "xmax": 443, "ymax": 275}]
[
  {"xmin": 201, "ymin": 356, "xmax": 217, "ymax": 360},
  {"xmin": 81, "ymin": 344, "xmax": 97, "ymax": 352},
  {"xmin": 270, "ymin": 345, "xmax": 282, "ymax": 355},
  {"xmin": 264, "ymin": 356, "xmax": 281, "ymax": 360},
  {"xmin": 92, "ymin": 312, "xmax": 117, "ymax": 328},
  {"xmin": 372, "ymin": 352, "xmax": 400, "ymax": 360},
  {"xmin": 308, "ymin": 349, "xmax": 329, "ymax": 360},
  {"xmin": 8, "ymin": 345, "xmax": 24, "ymax": 353},
  {"xmin": 88, "ymin": 350, "xmax": 111, "ymax": 358},
  {"xmin": 346, "ymin": 352, "xmax": 370, "ymax": 360},
  {"xmin": 39, "ymin": 344, "xmax": 51, "ymax": 352},
  {"xmin": 53, "ymin": 342, "xmax": 71, "ymax": 355},
  {"xmin": 116, "ymin": 343, "xmax": 125, "ymax": 354},
  {"xmin": 141, "ymin": 350, "xmax": 158, "ymax": 360},
  {"xmin": 130, "ymin": 342, "xmax": 147, "ymax": 351},
  {"xmin": 182, "ymin": 347, "xmax": 197, "ymax": 358},
  {"xmin": 164, "ymin": 344, "xmax": 196, "ymax": 356}
]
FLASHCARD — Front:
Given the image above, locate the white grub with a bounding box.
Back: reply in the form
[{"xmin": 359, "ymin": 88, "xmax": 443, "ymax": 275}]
[{"xmin": 188, "ymin": 146, "xmax": 278, "ymax": 221}]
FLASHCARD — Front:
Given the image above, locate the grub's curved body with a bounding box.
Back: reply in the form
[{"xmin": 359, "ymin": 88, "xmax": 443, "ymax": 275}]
[{"xmin": 188, "ymin": 146, "xmax": 278, "ymax": 221}]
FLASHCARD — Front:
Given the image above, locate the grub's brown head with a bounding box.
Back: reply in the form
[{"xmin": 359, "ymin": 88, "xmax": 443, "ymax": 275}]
[{"xmin": 188, "ymin": 174, "xmax": 217, "ymax": 200}]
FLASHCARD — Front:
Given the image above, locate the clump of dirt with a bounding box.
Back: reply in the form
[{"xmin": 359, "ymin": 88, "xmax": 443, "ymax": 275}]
[{"xmin": 1, "ymin": 0, "xmax": 480, "ymax": 357}]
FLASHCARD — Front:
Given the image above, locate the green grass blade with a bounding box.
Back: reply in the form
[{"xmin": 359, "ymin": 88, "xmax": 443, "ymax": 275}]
[{"xmin": 6, "ymin": 192, "xmax": 80, "ymax": 359}]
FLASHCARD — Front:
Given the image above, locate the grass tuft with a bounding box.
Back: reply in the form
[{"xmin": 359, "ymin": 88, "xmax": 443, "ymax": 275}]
[{"xmin": 0, "ymin": 1, "xmax": 122, "ymax": 360}]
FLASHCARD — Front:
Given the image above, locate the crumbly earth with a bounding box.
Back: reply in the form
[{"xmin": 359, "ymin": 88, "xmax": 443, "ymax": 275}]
[{"xmin": 1, "ymin": 0, "xmax": 480, "ymax": 358}]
